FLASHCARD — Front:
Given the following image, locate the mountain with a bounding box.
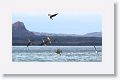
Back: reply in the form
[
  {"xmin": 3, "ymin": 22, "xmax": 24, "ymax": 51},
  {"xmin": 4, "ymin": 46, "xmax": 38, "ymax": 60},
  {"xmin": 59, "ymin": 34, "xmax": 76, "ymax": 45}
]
[
  {"xmin": 12, "ymin": 21, "xmax": 101, "ymax": 37},
  {"xmin": 33, "ymin": 32, "xmax": 102, "ymax": 37},
  {"xmin": 33, "ymin": 32, "xmax": 80, "ymax": 36},
  {"xmin": 12, "ymin": 21, "xmax": 34, "ymax": 38},
  {"xmin": 12, "ymin": 21, "xmax": 102, "ymax": 46},
  {"xmin": 83, "ymin": 32, "xmax": 102, "ymax": 37}
]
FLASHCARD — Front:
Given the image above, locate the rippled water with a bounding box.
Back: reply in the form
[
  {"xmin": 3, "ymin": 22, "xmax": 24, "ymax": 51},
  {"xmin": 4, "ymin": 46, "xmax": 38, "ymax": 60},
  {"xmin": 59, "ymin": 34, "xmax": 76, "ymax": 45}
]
[{"xmin": 12, "ymin": 46, "xmax": 102, "ymax": 62}]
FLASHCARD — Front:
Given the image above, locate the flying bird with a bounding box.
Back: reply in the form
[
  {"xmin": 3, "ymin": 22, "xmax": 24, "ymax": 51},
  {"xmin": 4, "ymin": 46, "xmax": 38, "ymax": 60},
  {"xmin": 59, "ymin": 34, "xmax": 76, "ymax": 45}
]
[
  {"xmin": 40, "ymin": 37, "xmax": 52, "ymax": 46},
  {"xmin": 48, "ymin": 13, "xmax": 58, "ymax": 20},
  {"xmin": 92, "ymin": 41, "xmax": 98, "ymax": 53},
  {"xmin": 27, "ymin": 39, "xmax": 32, "ymax": 47},
  {"xmin": 94, "ymin": 45, "xmax": 98, "ymax": 53}
]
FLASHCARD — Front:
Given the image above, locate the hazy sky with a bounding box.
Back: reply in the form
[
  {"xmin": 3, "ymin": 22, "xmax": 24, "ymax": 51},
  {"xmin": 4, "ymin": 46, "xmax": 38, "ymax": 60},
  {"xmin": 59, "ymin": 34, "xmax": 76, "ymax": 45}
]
[
  {"xmin": 12, "ymin": 0, "xmax": 102, "ymax": 35},
  {"xmin": 12, "ymin": 12, "xmax": 101, "ymax": 35}
]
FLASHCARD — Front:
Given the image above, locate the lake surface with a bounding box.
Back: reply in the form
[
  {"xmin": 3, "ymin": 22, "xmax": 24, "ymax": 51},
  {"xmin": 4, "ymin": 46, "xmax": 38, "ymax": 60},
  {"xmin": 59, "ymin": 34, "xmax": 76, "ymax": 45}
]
[{"xmin": 12, "ymin": 46, "xmax": 102, "ymax": 62}]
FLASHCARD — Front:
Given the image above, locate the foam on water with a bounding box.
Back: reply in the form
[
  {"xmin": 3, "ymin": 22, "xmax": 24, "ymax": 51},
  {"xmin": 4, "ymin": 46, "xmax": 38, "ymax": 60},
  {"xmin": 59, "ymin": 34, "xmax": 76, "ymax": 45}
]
[{"xmin": 12, "ymin": 46, "xmax": 102, "ymax": 62}]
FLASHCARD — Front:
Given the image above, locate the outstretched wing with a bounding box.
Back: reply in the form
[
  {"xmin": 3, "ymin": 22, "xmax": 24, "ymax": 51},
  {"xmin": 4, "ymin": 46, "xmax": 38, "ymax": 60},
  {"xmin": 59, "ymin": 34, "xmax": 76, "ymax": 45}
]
[
  {"xmin": 52, "ymin": 13, "xmax": 58, "ymax": 17},
  {"xmin": 47, "ymin": 37, "xmax": 55, "ymax": 44},
  {"xmin": 27, "ymin": 42, "xmax": 32, "ymax": 47},
  {"xmin": 40, "ymin": 39, "xmax": 47, "ymax": 46},
  {"xmin": 49, "ymin": 13, "xmax": 58, "ymax": 20},
  {"xmin": 27, "ymin": 39, "xmax": 32, "ymax": 47},
  {"xmin": 47, "ymin": 37, "xmax": 50, "ymax": 41}
]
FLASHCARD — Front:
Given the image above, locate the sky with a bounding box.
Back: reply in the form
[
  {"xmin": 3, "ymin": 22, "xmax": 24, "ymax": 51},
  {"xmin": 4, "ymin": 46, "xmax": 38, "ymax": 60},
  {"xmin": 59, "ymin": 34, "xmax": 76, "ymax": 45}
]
[
  {"xmin": 12, "ymin": 12, "xmax": 101, "ymax": 35},
  {"xmin": 12, "ymin": 0, "xmax": 102, "ymax": 35}
]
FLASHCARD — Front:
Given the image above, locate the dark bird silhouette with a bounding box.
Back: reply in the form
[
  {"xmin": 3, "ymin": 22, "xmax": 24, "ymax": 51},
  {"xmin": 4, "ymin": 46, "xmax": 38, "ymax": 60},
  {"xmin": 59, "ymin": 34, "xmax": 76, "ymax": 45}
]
[
  {"xmin": 94, "ymin": 46, "xmax": 98, "ymax": 53},
  {"xmin": 93, "ymin": 41, "xmax": 98, "ymax": 53},
  {"xmin": 27, "ymin": 39, "xmax": 32, "ymax": 47},
  {"xmin": 48, "ymin": 13, "xmax": 58, "ymax": 20},
  {"xmin": 55, "ymin": 49, "xmax": 62, "ymax": 56},
  {"xmin": 40, "ymin": 37, "xmax": 52, "ymax": 46}
]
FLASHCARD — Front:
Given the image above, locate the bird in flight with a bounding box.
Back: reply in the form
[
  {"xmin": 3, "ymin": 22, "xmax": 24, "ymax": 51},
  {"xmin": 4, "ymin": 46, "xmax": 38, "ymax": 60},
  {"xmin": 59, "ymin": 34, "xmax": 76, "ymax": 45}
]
[
  {"xmin": 94, "ymin": 45, "xmax": 98, "ymax": 53},
  {"xmin": 48, "ymin": 13, "xmax": 58, "ymax": 20},
  {"xmin": 93, "ymin": 41, "xmax": 98, "ymax": 53},
  {"xmin": 40, "ymin": 37, "xmax": 52, "ymax": 46},
  {"xmin": 27, "ymin": 39, "xmax": 32, "ymax": 47}
]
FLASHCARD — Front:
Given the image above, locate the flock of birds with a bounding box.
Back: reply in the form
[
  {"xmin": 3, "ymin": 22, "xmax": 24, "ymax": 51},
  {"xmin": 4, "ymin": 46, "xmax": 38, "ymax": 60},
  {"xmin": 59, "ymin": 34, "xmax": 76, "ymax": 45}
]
[
  {"xmin": 27, "ymin": 13, "xmax": 62, "ymax": 55},
  {"xmin": 27, "ymin": 36, "xmax": 62, "ymax": 55},
  {"xmin": 27, "ymin": 37, "xmax": 53, "ymax": 47},
  {"xmin": 26, "ymin": 13, "xmax": 98, "ymax": 56}
]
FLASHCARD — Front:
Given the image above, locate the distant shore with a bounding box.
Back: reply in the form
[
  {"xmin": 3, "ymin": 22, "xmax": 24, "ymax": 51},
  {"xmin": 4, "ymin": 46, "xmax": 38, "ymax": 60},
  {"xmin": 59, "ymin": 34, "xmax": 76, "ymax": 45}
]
[{"xmin": 12, "ymin": 36, "xmax": 102, "ymax": 46}]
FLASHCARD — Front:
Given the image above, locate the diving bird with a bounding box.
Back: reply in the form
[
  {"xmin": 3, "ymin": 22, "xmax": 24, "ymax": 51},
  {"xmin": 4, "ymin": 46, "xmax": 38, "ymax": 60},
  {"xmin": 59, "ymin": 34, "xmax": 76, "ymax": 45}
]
[
  {"xmin": 40, "ymin": 37, "xmax": 52, "ymax": 46},
  {"xmin": 55, "ymin": 49, "xmax": 62, "ymax": 56},
  {"xmin": 93, "ymin": 41, "xmax": 98, "ymax": 53},
  {"xmin": 48, "ymin": 13, "xmax": 58, "ymax": 20},
  {"xmin": 94, "ymin": 45, "xmax": 98, "ymax": 53},
  {"xmin": 27, "ymin": 39, "xmax": 32, "ymax": 47}
]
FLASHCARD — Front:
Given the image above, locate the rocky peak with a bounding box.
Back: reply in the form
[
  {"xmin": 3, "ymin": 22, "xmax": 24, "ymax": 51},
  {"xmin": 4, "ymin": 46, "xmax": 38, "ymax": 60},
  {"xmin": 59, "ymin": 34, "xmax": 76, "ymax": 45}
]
[
  {"xmin": 12, "ymin": 21, "xmax": 27, "ymax": 31},
  {"xmin": 12, "ymin": 21, "xmax": 34, "ymax": 37}
]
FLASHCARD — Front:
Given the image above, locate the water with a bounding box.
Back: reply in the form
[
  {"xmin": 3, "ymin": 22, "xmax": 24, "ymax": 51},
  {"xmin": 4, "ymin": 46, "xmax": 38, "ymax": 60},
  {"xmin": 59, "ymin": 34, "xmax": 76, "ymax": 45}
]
[{"xmin": 12, "ymin": 46, "xmax": 102, "ymax": 62}]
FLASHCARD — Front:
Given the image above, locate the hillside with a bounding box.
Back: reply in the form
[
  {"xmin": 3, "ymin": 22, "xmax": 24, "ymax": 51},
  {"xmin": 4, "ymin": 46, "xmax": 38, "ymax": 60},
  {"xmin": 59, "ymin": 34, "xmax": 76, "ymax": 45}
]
[
  {"xmin": 12, "ymin": 21, "xmax": 102, "ymax": 46},
  {"xmin": 12, "ymin": 21, "xmax": 34, "ymax": 38}
]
